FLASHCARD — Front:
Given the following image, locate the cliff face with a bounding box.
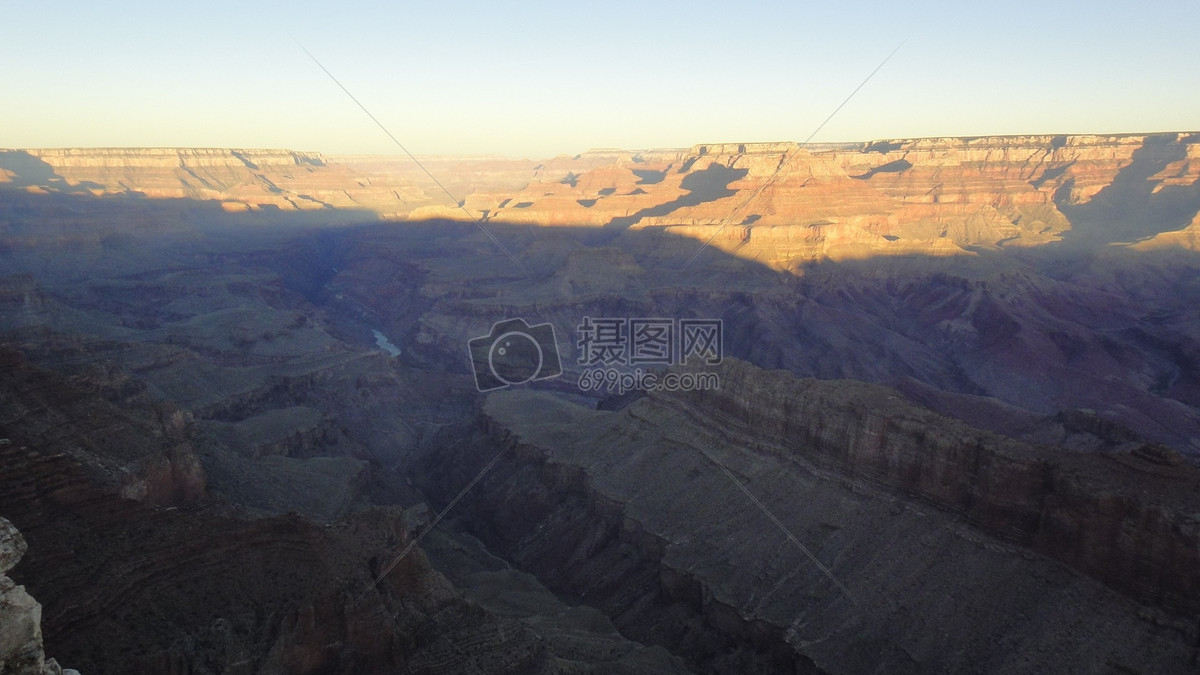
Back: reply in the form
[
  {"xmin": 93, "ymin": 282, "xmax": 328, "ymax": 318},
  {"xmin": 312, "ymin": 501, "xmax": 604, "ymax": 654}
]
[
  {"xmin": 0, "ymin": 517, "xmax": 70, "ymax": 675},
  {"xmin": 469, "ymin": 133, "xmax": 1200, "ymax": 267},
  {"xmin": 0, "ymin": 148, "xmax": 554, "ymax": 220},
  {"xmin": 0, "ymin": 439, "xmax": 558, "ymax": 674},
  {"xmin": 446, "ymin": 360, "xmax": 1200, "ymax": 673},
  {"xmin": 0, "ymin": 148, "xmax": 416, "ymax": 216},
  {"xmin": 679, "ymin": 360, "xmax": 1200, "ymax": 614},
  {"xmin": 0, "ymin": 349, "xmax": 680, "ymax": 674},
  {"xmin": 8, "ymin": 134, "xmax": 1198, "ymax": 269},
  {"xmin": 0, "ymin": 266, "xmax": 689, "ymax": 674}
]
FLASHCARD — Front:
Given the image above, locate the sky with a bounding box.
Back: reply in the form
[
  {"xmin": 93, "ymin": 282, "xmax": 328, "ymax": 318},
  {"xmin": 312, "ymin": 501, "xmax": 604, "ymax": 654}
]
[{"xmin": 3, "ymin": 0, "xmax": 1199, "ymax": 158}]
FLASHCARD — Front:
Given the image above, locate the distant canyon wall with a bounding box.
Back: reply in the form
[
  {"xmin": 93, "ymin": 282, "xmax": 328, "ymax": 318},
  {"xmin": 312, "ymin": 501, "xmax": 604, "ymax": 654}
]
[{"xmin": 3, "ymin": 133, "xmax": 1199, "ymax": 268}]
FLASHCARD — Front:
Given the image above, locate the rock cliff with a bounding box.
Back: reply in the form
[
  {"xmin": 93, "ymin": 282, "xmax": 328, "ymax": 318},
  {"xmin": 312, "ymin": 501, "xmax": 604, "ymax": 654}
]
[
  {"xmin": 9, "ymin": 133, "xmax": 1197, "ymax": 269},
  {"xmin": 438, "ymin": 360, "xmax": 1200, "ymax": 672},
  {"xmin": 471, "ymin": 133, "xmax": 1200, "ymax": 268},
  {"xmin": 1, "ymin": 147, "xmax": 413, "ymax": 216},
  {"xmin": 0, "ymin": 302, "xmax": 685, "ymax": 672},
  {"xmin": 0, "ymin": 517, "xmax": 71, "ymax": 675}
]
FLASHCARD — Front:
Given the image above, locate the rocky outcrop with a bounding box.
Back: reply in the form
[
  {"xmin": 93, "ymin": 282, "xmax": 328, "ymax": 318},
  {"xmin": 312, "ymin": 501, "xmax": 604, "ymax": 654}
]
[
  {"xmin": 680, "ymin": 360, "xmax": 1200, "ymax": 615},
  {"xmin": 0, "ymin": 518, "xmax": 25, "ymax": 575},
  {"xmin": 426, "ymin": 360, "xmax": 1200, "ymax": 673},
  {"xmin": 0, "ymin": 348, "xmax": 206, "ymax": 507},
  {"xmin": 200, "ymin": 406, "xmax": 333, "ymax": 458},
  {"xmin": 0, "ymin": 311, "xmax": 680, "ymax": 673},
  {"xmin": 0, "ymin": 436, "xmax": 682, "ymax": 674},
  {"xmin": 0, "ymin": 517, "xmax": 70, "ymax": 675}
]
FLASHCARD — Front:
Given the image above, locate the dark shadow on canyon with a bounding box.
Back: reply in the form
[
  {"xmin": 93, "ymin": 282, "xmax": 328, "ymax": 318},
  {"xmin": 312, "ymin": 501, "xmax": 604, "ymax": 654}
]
[
  {"xmin": 600, "ymin": 163, "xmax": 749, "ymax": 235},
  {"xmin": 1055, "ymin": 132, "xmax": 1200, "ymax": 248},
  {"xmin": 4, "ymin": 183, "xmax": 1200, "ymax": 441},
  {"xmin": 0, "ymin": 150, "xmax": 105, "ymax": 193},
  {"xmin": 4, "ymin": 184, "xmax": 1200, "ymax": 672}
]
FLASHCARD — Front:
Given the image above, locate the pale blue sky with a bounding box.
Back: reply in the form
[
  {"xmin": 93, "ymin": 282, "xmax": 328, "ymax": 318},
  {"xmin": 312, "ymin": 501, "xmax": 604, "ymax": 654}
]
[{"xmin": 3, "ymin": 1, "xmax": 1198, "ymax": 157}]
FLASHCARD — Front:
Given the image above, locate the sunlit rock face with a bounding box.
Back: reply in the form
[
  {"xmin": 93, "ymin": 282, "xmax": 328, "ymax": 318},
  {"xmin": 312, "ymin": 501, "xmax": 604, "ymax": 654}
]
[
  {"xmin": 0, "ymin": 147, "xmax": 414, "ymax": 216},
  {"xmin": 397, "ymin": 133, "xmax": 1200, "ymax": 267},
  {"xmin": 7, "ymin": 134, "xmax": 1198, "ymax": 265}
]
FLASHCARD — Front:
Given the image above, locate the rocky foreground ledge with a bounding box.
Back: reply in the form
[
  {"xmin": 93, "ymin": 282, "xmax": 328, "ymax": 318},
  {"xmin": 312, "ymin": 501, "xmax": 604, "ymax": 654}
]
[{"xmin": 0, "ymin": 517, "xmax": 77, "ymax": 675}]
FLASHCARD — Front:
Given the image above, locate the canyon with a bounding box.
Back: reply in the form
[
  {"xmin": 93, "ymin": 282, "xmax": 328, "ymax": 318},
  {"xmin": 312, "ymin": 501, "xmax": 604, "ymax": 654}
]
[{"xmin": 1, "ymin": 133, "xmax": 1199, "ymax": 672}]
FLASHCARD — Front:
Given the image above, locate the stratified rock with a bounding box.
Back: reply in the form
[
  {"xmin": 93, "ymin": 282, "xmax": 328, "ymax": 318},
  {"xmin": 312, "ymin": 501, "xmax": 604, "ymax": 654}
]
[
  {"xmin": 10, "ymin": 134, "xmax": 1198, "ymax": 262},
  {"xmin": 427, "ymin": 359, "xmax": 1200, "ymax": 673},
  {"xmin": 0, "ymin": 517, "xmax": 71, "ymax": 675},
  {"xmin": 0, "ymin": 579, "xmax": 45, "ymax": 674},
  {"xmin": 0, "ymin": 517, "xmax": 26, "ymax": 575},
  {"xmin": 0, "ymin": 147, "xmax": 469, "ymax": 218}
]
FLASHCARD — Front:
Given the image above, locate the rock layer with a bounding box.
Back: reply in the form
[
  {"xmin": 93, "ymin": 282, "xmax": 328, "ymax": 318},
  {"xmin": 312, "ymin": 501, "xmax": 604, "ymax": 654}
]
[
  {"xmin": 9, "ymin": 134, "xmax": 1199, "ymax": 269},
  {"xmin": 0, "ymin": 517, "xmax": 67, "ymax": 675},
  {"xmin": 427, "ymin": 359, "xmax": 1200, "ymax": 673}
]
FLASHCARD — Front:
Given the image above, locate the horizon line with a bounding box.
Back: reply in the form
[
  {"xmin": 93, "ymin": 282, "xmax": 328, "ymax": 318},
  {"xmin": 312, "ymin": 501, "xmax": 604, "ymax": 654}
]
[{"xmin": 5, "ymin": 129, "xmax": 1198, "ymax": 160}]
